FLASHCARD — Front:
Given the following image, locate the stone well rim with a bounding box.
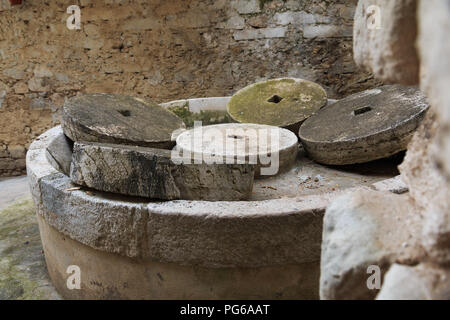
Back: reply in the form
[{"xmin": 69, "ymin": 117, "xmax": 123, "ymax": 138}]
[
  {"xmin": 27, "ymin": 122, "xmax": 406, "ymax": 267},
  {"xmin": 29, "ymin": 126, "xmax": 406, "ymax": 213}
]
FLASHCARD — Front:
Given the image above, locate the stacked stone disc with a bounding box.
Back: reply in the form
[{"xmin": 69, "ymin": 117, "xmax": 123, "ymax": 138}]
[
  {"xmin": 54, "ymin": 93, "xmax": 259, "ymax": 201},
  {"xmin": 175, "ymin": 123, "xmax": 299, "ymax": 177},
  {"xmin": 298, "ymin": 85, "xmax": 429, "ymax": 165},
  {"xmin": 62, "ymin": 93, "xmax": 184, "ymax": 149}
]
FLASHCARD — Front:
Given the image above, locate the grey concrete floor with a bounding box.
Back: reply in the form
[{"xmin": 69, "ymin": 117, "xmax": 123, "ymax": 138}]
[
  {"xmin": 0, "ymin": 175, "xmax": 61, "ymax": 300},
  {"xmin": 0, "ymin": 176, "xmax": 31, "ymax": 211}
]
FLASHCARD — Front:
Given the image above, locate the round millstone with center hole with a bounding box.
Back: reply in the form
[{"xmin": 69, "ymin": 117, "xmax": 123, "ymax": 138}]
[
  {"xmin": 62, "ymin": 93, "xmax": 185, "ymax": 149},
  {"xmin": 227, "ymin": 78, "xmax": 328, "ymax": 133},
  {"xmin": 175, "ymin": 123, "xmax": 299, "ymax": 176},
  {"xmin": 299, "ymin": 85, "xmax": 429, "ymax": 165}
]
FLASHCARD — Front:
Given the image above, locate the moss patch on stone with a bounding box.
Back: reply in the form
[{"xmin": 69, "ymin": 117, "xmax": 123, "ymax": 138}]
[
  {"xmin": 0, "ymin": 198, "xmax": 60, "ymax": 300},
  {"xmin": 227, "ymin": 78, "xmax": 327, "ymax": 128},
  {"xmin": 167, "ymin": 104, "xmax": 234, "ymax": 128}
]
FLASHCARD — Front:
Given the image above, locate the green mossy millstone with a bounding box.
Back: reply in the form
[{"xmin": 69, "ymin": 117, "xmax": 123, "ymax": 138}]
[
  {"xmin": 299, "ymin": 85, "xmax": 429, "ymax": 165},
  {"xmin": 62, "ymin": 94, "xmax": 185, "ymax": 149},
  {"xmin": 227, "ymin": 78, "xmax": 327, "ymax": 133}
]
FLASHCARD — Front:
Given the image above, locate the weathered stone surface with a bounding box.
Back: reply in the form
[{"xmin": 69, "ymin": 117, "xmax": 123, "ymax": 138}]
[
  {"xmin": 45, "ymin": 131, "xmax": 73, "ymax": 176},
  {"xmin": 274, "ymin": 11, "xmax": 331, "ymax": 26},
  {"xmin": 320, "ymin": 189, "xmax": 425, "ymax": 300},
  {"xmin": 28, "ymin": 127, "xmax": 329, "ymax": 268},
  {"xmin": 0, "ymin": 89, "xmax": 6, "ymax": 109},
  {"xmin": 8, "ymin": 145, "xmax": 26, "ymax": 159},
  {"xmin": 27, "ymin": 126, "xmax": 407, "ymax": 299},
  {"xmin": 147, "ymin": 196, "xmax": 326, "ymax": 268},
  {"xmin": 39, "ymin": 173, "xmax": 149, "ymax": 259},
  {"xmin": 38, "ymin": 213, "xmax": 320, "ymax": 299},
  {"xmin": 70, "ymin": 142, "xmax": 255, "ymax": 201},
  {"xmin": 377, "ymin": 263, "xmax": 450, "ymax": 300},
  {"xmin": 227, "ymin": 78, "xmax": 327, "ymax": 133},
  {"xmin": 26, "ymin": 127, "xmax": 61, "ymax": 203},
  {"xmin": 416, "ymin": 0, "xmax": 450, "ymax": 260},
  {"xmin": 372, "ymin": 175, "xmax": 408, "ymax": 194},
  {"xmin": 0, "ymin": 0, "xmax": 11, "ymax": 11},
  {"xmin": 175, "ymin": 123, "xmax": 299, "ymax": 176},
  {"xmin": 233, "ymin": 27, "xmax": 287, "ymax": 41},
  {"xmin": 299, "ymin": 85, "xmax": 429, "ymax": 165},
  {"xmin": 303, "ymin": 25, "xmax": 353, "ymax": 39},
  {"xmin": 62, "ymin": 94, "xmax": 185, "ymax": 149},
  {"xmin": 232, "ymin": 0, "xmax": 261, "ymax": 14},
  {"xmin": 399, "ymin": 111, "xmax": 450, "ymax": 265},
  {"xmin": 418, "ymin": 0, "xmax": 450, "ymax": 181},
  {"xmin": 353, "ymin": 0, "xmax": 420, "ymax": 85}
]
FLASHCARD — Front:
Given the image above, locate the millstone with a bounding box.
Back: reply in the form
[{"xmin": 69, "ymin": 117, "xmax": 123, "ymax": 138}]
[
  {"xmin": 175, "ymin": 123, "xmax": 299, "ymax": 176},
  {"xmin": 227, "ymin": 78, "xmax": 327, "ymax": 133},
  {"xmin": 70, "ymin": 142, "xmax": 255, "ymax": 201},
  {"xmin": 62, "ymin": 93, "xmax": 185, "ymax": 149},
  {"xmin": 299, "ymin": 85, "xmax": 429, "ymax": 165}
]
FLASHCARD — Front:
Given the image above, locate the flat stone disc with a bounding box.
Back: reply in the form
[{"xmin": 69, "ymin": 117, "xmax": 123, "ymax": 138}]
[
  {"xmin": 299, "ymin": 85, "xmax": 429, "ymax": 165},
  {"xmin": 175, "ymin": 123, "xmax": 299, "ymax": 176},
  {"xmin": 227, "ymin": 78, "xmax": 327, "ymax": 132},
  {"xmin": 62, "ymin": 93, "xmax": 185, "ymax": 149}
]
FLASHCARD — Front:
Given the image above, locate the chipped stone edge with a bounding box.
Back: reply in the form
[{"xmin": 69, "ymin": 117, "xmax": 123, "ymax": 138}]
[{"xmin": 27, "ymin": 126, "xmax": 406, "ymax": 267}]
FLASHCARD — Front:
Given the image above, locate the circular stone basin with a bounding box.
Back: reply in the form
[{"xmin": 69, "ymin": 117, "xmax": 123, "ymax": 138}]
[{"xmin": 26, "ymin": 97, "xmax": 407, "ymax": 300}]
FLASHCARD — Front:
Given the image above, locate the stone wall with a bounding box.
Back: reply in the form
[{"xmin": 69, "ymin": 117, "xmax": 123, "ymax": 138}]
[
  {"xmin": 320, "ymin": 0, "xmax": 450, "ymax": 300},
  {"xmin": 0, "ymin": 0, "xmax": 377, "ymax": 177}
]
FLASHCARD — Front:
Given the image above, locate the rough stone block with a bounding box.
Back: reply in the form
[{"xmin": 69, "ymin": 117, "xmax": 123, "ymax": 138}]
[
  {"xmin": 274, "ymin": 11, "xmax": 331, "ymax": 26},
  {"xmin": 233, "ymin": 0, "xmax": 261, "ymax": 14},
  {"xmin": 0, "ymin": 158, "xmax": 15, "ymax": 170},
  {"xmin": 418, "ymin": 0, "xmax": 450, "ymax": 179},
  {"xmin": 26, "ymin": 126, "xmax": 61, "ymax": 203},
  {"xmin": 0, "ymin": 90, "xmax": 6, "ymax": 109},
  {"xmin": 303, "ymin": 25, "xmax": 353, "ymax": 38},
  {"xmin": 353, "ymin": 0, "xmax": 420, "ymax": 85},
  {"xmin": 0, "ymin": 0, "xmax": 11, "ymax": 11},
  {"xmin": 12, "ymin": 82, "xmax": 28, "ymax": 94},
  {"xmin": 70, "ymin": 142, "xmax": 255, "ymax": 201},
  {"xmin": 320, "ymin": 189, "xmax": 425, "ymax": 300},
  {"xmin": 2, "ymin": 68, "xmax": 25, "ymax": 80},
  {"xmin": 233, "ymin": 27, "xmax": 287, "ymax": 41},
  {"xmin": 46, "ymin": 132, "xmax": 73, "ymax": 176},
  {"xmin": 28, "ymin": 77, "xmax": 49, "ymax": 92},
  {"xmin": 377, "ymin": 264, "xmax": 450, "ymax": 300},
  {"xmin": 399, "ymin": 111, "xmax": 450, "ymax": 265},
  {"xmin": 216, "ymin": 15, "xmax": 245, "ymax": 29}
]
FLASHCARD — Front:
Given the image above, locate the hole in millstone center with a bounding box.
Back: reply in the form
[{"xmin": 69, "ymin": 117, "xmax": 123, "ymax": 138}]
[
  {"xmin": 228, "ymin": 135, "xmax": 244, "ymax": 140},
  {"xmin": 118, "ymin": 110, "xmax": 131, "ymax": 117},
  {"xmin": 268, "ymin": 95, "xmax": 283, "ymax": 103},
  {"xmin": 353, "ymin": 106, "xmax": 372, "ymax": 116}
]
